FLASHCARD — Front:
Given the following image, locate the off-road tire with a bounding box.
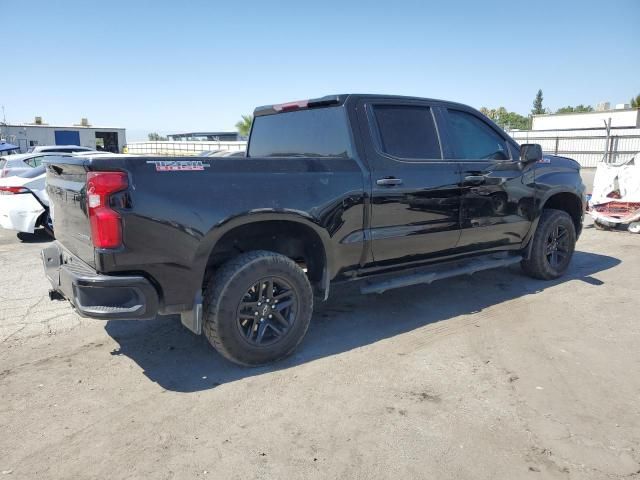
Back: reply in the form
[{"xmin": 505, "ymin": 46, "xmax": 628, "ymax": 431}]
[
  {"xmin": 521, "ymin": 209, "xmax": 576, "ymax": 280},
  {"xmin": 202, "ymin": 250, "xmax": 313, "ymax": 366}
]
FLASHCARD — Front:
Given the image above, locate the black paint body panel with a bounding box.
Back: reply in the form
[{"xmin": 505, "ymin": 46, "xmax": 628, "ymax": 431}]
[{"xmin": 44, "ymin": 95, "xmax": 585, "ymax": 314}]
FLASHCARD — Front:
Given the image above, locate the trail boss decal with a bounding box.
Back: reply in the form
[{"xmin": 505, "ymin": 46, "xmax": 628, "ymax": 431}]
[{"xmin": 146, "ymin": 160, "xmax": 210, "ymax": 172}]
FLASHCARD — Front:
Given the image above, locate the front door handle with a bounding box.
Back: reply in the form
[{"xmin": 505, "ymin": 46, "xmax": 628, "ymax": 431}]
[
  {"xmin": 376, "ymin": 177, "xmax": 403, "ymax": 186},
  {"xmin": 464, "ymin": 175, "xmax": 486, "ymax": 186}
]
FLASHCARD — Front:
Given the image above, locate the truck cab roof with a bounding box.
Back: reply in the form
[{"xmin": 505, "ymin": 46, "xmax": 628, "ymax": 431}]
[{"xmin": 253, "ymin": 94, "xmax": 473, "ymax": 117}]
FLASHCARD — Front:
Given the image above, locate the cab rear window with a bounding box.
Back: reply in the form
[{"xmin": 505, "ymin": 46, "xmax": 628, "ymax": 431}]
[{"xmin": 248, "ymin": 107, "xmax": 353, "ymax": 158}]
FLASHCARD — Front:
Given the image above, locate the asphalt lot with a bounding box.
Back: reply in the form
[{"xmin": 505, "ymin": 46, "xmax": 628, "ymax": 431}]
[{"xmin": 1, "ymin": 214, "xmax": 639, "ymax": 479}]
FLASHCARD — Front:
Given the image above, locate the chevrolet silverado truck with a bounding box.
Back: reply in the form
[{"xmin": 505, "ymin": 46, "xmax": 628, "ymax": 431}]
[{"xmin": 42, "ymin": 94, "xmax": 585, "ymax": 365}]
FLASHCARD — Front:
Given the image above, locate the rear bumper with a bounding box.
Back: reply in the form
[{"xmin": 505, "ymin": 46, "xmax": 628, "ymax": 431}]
[{"xmin": 41, "ymin": 242, "xmax": 159, "ymax": 320}]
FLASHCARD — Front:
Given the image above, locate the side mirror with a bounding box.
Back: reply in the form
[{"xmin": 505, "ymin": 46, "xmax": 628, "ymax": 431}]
[{"xmin": 520, "ymin": 143, "xmax": 543, "ymax": 164}]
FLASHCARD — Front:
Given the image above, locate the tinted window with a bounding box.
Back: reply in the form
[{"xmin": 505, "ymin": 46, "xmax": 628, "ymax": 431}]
[
  {"xmin": 448, "ymin": 110, "xmax": 509, "ymax": 160},
  {"xmin": 372, "ymin": 105, "xmax": 441, "ymax": 159},
  {"xmin": 249, "ymin": 107, "xmax": 353, "ymax": 158},
  {"xmin": 25, "ymin": 156, "xmax": 44, "ymax": 167}
]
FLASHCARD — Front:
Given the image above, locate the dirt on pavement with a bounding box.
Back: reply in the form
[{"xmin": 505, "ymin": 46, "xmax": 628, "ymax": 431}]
[{"xmin": 1, "ymin": 218, "xmax": 639, "ymax": 479}]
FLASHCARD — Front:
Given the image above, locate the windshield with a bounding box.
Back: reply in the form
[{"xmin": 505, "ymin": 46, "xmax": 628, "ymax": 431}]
[{"xmin": 248, "ymin": 107, "xmax": 353, "ymax": 158}]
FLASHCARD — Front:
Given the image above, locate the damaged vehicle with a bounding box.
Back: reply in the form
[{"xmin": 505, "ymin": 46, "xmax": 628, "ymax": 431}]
[
  {"xmin": 0, "ymin": 165, "xmax": 54, "ymax": 237},
  {"xmin": 589, "ymin": 154, "xmax": 640, "ymax": 233}
]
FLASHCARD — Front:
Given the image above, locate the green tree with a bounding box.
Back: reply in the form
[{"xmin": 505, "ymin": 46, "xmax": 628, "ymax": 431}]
[
  {"xmin": 235, "ymin": 115, "xmax": 253, "ymax": 137},
  {"xmin": 480, "ymin": 106, "xmax": 530, "ymax": 130},
  {"xmin": 556, "ymin": 105, "xmax": 594, "ymax": 114},
  {"xmin": 631, "ymin": 94, "xmax": 640, "ymax": 108},
  {"xmin": 148, "ymin": 132, "xmax": 167, "ymax": 141},
  {"xmin": 532, "ymin": 89, "xmax": 545, "ymax": 115}
]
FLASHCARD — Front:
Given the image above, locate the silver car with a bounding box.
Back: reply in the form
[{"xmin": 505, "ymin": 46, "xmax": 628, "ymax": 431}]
[
  {"xmin": 0, "ymin": 153, "xmax": 69, "ymax": 178},
  {"xmin": 28, "ymin": 145, "xmax": 94, "ymax": 154}
]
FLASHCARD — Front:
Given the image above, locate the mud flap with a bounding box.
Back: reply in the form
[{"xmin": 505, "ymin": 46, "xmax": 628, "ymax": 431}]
[{"xmin": 180, "ymin": 291, "xmax": 203, "ymax": 335}]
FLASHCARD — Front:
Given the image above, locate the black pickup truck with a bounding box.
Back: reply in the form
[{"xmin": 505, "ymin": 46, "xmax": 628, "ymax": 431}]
[{"xmin": 42, "ymin": 94, "xmax": 585, "ymax": 365}]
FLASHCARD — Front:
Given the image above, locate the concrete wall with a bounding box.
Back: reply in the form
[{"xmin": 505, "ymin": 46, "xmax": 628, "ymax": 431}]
[
  {"xmin": 1, "ymin": 125, "xmax": 127, "ymax": 152},
  {"xmin": 532, "ymin": 109, "xmax": 640, "ymax": 130}
]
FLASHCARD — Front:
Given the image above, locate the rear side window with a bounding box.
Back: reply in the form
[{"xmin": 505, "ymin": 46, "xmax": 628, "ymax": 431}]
[
  {"xmin": 248, "ymin": 107, "xmax": 353, "ymax": 158},
  {"xmin": 0, "ymin": 160, "xmax": 5, "ymax": 168},
  {"xmin": 24, "ymin": 156, "xmax": 44, "ymax": 168},
  {"xmin": 447, "ymin": 110, "xmax": 509, "ymax": 160},
  {"xmin": 372, "ymin": 105, "xmax": 441, "ymax": 160}
]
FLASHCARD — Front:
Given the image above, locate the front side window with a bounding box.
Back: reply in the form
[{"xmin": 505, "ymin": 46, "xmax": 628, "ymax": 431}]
[
  {"xmin": 248, "ymin": 107, "xmax": 353, "ymax": 158},
  {"xmin": 372, "ymin": 105, "xmax": 441, "ymax": 160},
  {"xmin": 447, "ymin": 110, "xmax": 509, "ymax": 160}
]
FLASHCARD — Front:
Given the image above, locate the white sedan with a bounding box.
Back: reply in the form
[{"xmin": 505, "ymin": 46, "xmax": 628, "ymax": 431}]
[{"xmin": 0, "ymin": 166, "xmax": 52, "ymax": 236}]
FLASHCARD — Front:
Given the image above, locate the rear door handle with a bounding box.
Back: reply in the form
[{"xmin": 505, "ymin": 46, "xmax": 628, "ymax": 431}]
[
  {"xmin": 376, "ymin": 177, "xmax": 403, "ymax": 186},
  {"xmin": 464, "ymin": 175, "xmax": 485, "ymax": 186}
]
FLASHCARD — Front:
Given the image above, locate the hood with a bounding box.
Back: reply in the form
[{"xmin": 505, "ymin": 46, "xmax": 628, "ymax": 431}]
[{"xmin": 540, "ymin": 154, "xmax": 580, "ymax": 171}]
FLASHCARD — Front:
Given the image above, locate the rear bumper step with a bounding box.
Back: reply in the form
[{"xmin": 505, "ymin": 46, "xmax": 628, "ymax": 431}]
[
  {"xmin": 360, "ymin": 254, "xmax": 523, "ymax": 294},
  {"xmin": 41, "ymin": 242, "xmax": 159, "ymax": 320}
]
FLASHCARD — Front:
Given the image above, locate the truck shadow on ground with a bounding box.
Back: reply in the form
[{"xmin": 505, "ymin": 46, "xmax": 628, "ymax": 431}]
[{"xmin": 105, "ymin": 250, "xmax": 619, "ymax": 393}]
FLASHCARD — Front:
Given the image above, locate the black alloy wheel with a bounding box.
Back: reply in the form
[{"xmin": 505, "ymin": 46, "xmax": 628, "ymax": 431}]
[
  {"xmin": 545, "ymin": 224, "xmax": 570, "ymax": 269},
  {"xmin": 236, "ymin": 277, "xmax": 298, "ymax": 347}
]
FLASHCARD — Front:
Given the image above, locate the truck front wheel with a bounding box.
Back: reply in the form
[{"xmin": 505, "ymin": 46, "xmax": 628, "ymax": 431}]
[
  {"xmin": 521, "ymin": 209, "xmax": 576, "ymax": 280},
  {"xmin": 202, "ymin": 251, "xmax": 313, "ymax": 366}
]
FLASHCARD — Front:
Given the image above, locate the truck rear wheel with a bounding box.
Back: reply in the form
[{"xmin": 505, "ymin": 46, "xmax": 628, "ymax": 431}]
[
  {"xmin": 521, "ymin": 209, "xmax": 576, "ymax": 280},
  {"xmin": 202, "ymin": 251, "xmax": 313, "ymax": 366}
]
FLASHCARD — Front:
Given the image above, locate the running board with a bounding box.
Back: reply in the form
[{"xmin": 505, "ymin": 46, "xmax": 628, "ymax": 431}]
[{"xmin": 360, "ymin": 255, "xmax": 523, "ymax": 295}]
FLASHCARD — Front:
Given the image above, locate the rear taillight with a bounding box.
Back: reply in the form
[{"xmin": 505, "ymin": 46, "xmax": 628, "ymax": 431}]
[
  {"xmin": 86, "ymin": 171, "xmax": 128, "ymax": 249},
  {"xmin": 0, "ymin": 186, "xmax": 29, "ymax": 195}
]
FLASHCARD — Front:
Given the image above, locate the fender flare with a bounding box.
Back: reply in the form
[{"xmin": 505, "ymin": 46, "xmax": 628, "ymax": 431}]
[
  {"xmin": 191, "ymin": 210, "xmax": 334, "ymax": 295},
  {"xmin": 522, "ymin": 188, "xmax": 584, "ymax": 257}
]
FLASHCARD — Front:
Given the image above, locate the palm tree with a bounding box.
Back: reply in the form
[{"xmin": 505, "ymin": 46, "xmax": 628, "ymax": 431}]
[
  {"xmin": 631, "ymin": 94, "xmax": 640, "ymax": 108},
  {"xmin": 235, "ymin": 115, "xmax": 253, "ymax": 137}
]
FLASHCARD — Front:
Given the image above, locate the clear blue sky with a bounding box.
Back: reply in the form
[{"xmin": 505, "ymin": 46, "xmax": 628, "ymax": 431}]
[{"xmin": 2, "ymin": 0, "xmax": 639, "ymax": 140}]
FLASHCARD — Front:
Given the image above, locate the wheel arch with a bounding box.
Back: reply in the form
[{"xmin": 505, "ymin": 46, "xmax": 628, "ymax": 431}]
[
  {"xmin": 541, "ymin": 190, "xmax": 584, "ymax": 236},
  {"xmin": 194, "ymin": 212, "xmax": 332, "ymax": 298},
  {"xmin": 522, "ymin": 189, "xmax": 584, "ymax": 258}
]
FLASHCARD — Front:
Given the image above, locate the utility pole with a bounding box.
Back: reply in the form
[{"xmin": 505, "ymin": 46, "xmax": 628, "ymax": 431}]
[
  {"xmin": 603, "ymin": 118, "xmax": 611, "ymax": 163},
  {"xmin": 0, "ymin": 105, "xmax": 5, "ymax": 141}
]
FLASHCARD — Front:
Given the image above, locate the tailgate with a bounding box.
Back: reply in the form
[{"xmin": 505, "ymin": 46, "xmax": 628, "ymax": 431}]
[{"xmin": 46, "ymin": 159, "xmax": 95, "ymax": 267}]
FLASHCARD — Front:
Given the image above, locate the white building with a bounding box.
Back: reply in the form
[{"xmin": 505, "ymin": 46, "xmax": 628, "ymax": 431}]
[
  {"xmin": 532, "ymin": 107, "xmax": 640, "ymax": 130},
  {"xmin": 0, "ymin": 117, "xmax": 126, "ymax": 153}
]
